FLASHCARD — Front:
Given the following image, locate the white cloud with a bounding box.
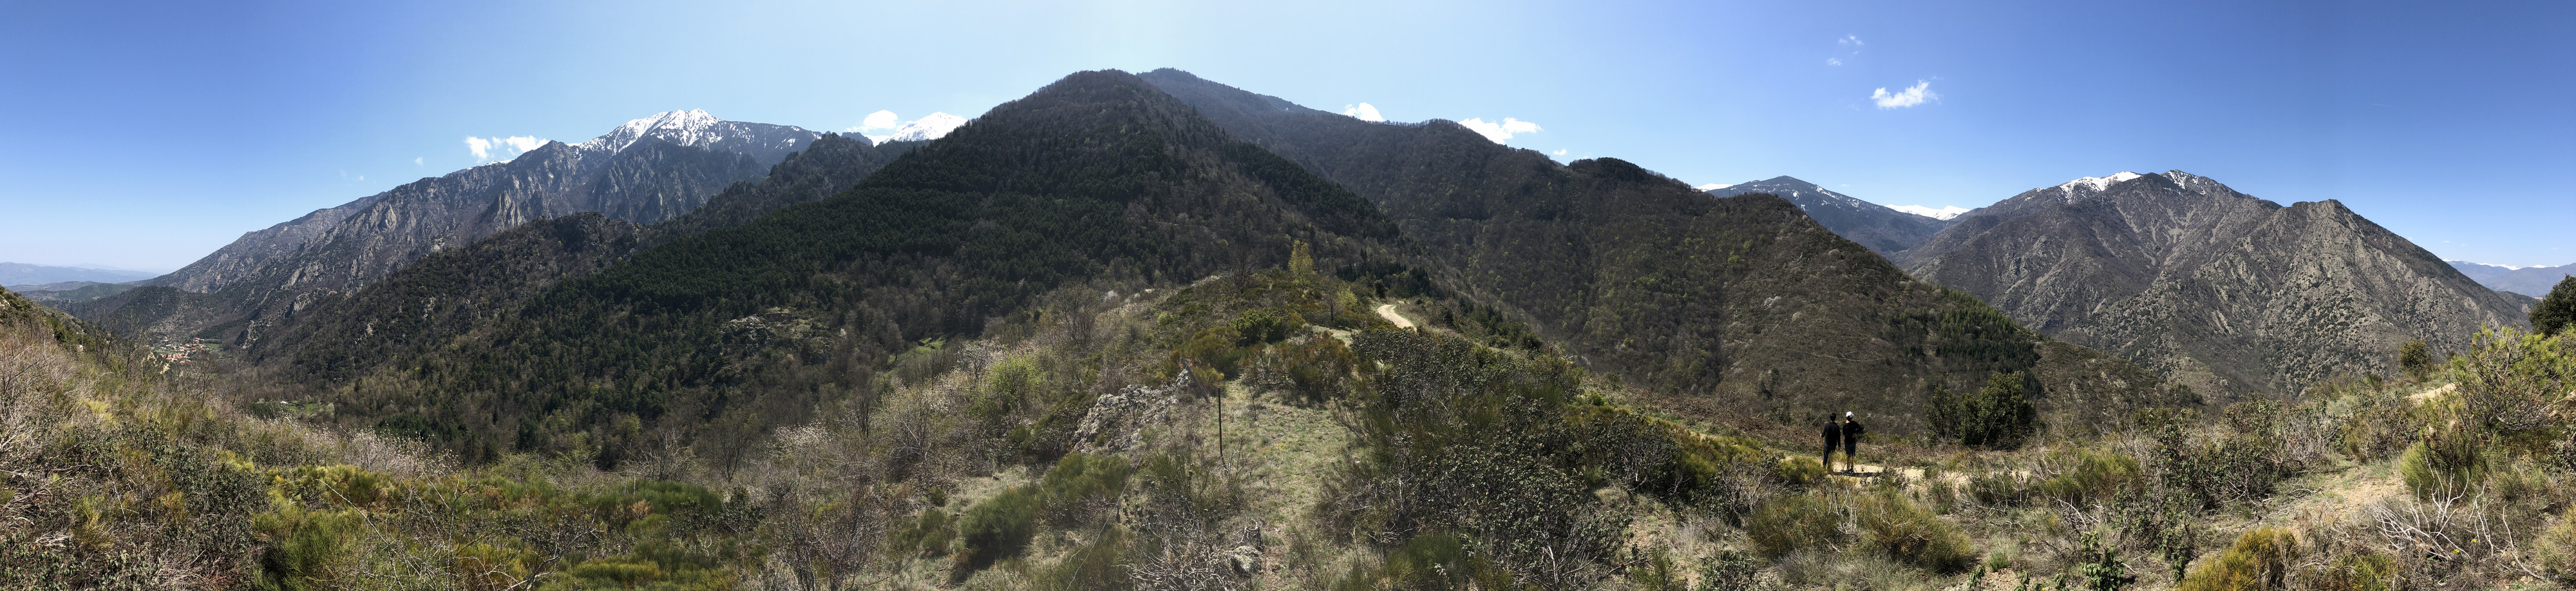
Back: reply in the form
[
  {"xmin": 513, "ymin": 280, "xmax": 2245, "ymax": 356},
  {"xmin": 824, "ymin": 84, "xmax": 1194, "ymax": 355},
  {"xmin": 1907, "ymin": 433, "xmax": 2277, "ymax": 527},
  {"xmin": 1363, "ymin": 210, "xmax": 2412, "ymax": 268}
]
[
  {"xmin": 1456, "ymin": 117, "xmax": 1542, "ymax": 144},
  {"xmin": 1827, "ymin": 57, "xmax": 1843, "ymax": 66},
  {"xmin": 1840, "ymin": 35, "xmax": 1863, "ymax": 46},
  {"xmin": 1553, "ymin": 149, "xmax": 1567, "ymax": 155},
  {"xmin": 464, "ymin": 135, "xmax": 547, "ymax": 161},
  {"xmin": 1871, "ymin": 81, "xmax": 1937, "ymax": 108},
  {"xmin": 1341, "ymin": 103, "xmax": 1385, "ymax": 122},
  {"xmin": 1694, "ymin": 183, "xmax": 1730, "ymax": 191},
  {"xmin": 413, "ymin": 157, "xmax": 423, "ymax": 166},
  {"xmin": 862, "ymin": 110, "xmax": 900, "ymax": 131}
]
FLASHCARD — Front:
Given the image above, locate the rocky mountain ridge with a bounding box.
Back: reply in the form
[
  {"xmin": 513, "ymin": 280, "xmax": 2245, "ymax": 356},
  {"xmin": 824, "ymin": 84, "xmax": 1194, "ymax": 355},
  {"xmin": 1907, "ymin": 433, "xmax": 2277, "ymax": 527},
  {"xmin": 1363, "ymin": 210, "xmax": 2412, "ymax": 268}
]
[
  {"xmin": 83, "ymin": 111, "xmax": 833, "ymax": 342},
  {"xmin": 2448, "ymin": 260, "xmax": 2574, "ymax": 298},
  {"xmin": 1141, "ymin": 68, "xmax": 2185, "ymax": 434},
  {"xmin": 1895, "ymin": 170, "xmax": 2530, "ymax": 396},
  {"xmin": 1702, "ymin": 176, "xmax": 1958, "ymax": 254}
]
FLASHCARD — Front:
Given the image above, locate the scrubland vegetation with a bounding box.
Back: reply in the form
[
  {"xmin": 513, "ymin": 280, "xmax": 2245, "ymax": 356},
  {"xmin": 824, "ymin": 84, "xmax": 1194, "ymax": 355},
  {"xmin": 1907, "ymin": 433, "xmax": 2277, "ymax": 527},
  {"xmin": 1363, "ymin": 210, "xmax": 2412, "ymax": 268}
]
[{"xmin": 8, "ymin": 260, "xmax": 2575, "ymax": 590}]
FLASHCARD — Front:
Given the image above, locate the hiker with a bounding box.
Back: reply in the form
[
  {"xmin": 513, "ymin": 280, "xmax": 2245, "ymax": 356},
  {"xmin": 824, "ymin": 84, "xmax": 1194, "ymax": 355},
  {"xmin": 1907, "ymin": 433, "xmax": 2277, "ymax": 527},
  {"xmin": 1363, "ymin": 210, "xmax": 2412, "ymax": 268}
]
[
  {"xmin": 1821, "ymin": 413, "xmax": 1842, "ymax": 471},
  {"xmin": 1842, "ymin": 412, "xmax": 1865, "ymax": 473}
]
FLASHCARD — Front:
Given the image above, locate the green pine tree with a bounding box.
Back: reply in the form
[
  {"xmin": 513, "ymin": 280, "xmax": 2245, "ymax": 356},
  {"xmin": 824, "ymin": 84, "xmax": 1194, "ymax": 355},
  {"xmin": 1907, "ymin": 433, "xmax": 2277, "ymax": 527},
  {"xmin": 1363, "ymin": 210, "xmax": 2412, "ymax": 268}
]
[{"xmin": 2534, "ymin": 275, "xmax": 2576, "ymax": 336}]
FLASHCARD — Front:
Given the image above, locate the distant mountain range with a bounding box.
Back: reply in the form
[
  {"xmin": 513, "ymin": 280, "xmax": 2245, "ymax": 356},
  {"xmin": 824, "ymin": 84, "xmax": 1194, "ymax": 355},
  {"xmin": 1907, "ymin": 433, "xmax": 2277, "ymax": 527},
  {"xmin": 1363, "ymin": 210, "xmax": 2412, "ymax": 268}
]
[
  {"xmin": 0, "ymin": 262, "xmax": 158, "ymax": 286},
  {"xmin": 1701, "ymin": 177, "xmax": 1958, "ymax": 254},
  {"xmin": 2447, "ymin": 260, "xmax": 2573, "ymax": 298},
  {"xmin": 1893, "ymin": 170, "xmax": 2528, "ymax": 397},
  {"xmin": 71, "ymin": 110, "xmax": 945, "ymax": 343}
]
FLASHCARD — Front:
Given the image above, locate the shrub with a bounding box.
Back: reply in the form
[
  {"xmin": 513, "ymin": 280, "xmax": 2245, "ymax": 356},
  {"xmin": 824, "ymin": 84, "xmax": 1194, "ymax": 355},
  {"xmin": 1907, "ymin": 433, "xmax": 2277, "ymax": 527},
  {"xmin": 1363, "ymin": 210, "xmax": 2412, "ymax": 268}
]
[
  {"xmin": 2538, "ymin": 514, "xmax": 2576, "ymax": 584},
  {"xmin": 2303, "ymin": 552, "xmax": 2394, "ymax": 591},
  {"xmin": 2177, "ymin": 527, "xmax": 2295, "ymax": 591},
  {"xmin": 953, "ymin": 487, "xmax": 1040, "ymax": 574},
  {"xmin": 1854, "ymin": 491, "xmax": 1973, "ymax": 573},
  {"xmin": 1967, "ymin": 471, "xmax": 2028, "ymax": 507},
  {"xmin": 2397, "ymin": 431, "xmax": 2485, "ymax": 500},
  {"xmin": 1746, "ymin": 494, "xmax": 1844, "ymax": 559},
  {"xmin": 1694, "ymin": 549, "xmax": 1763, "ymax": 591},
  {"xmin": 2533, "ymin": 275, "xmax": 2576, "ymax": 336},
  {"xmin": 1036, "ymin": 452, "xmax": 1132, "ymax": 527},
  {"xmin": 1771, "ymin": 456, "xmax": 1826, "ymax": 487},
  {"xmin": 254, "ymin": 505, "xmax": 360, "ymax": 591},
  {"xmin": 2040, "ymin": 449, "xmax": 2141, "ymax": 507},
  {"xmin": 1929, "ymin": 372, "xmax": 2038, "ymax": 449},
  {"xmin": 892, "ymin": 508, "xmax": 956, "ymax": 557},
  {"xmin": 2396, "ymin": 339, "xmax": 2434, "ymax": 380}
]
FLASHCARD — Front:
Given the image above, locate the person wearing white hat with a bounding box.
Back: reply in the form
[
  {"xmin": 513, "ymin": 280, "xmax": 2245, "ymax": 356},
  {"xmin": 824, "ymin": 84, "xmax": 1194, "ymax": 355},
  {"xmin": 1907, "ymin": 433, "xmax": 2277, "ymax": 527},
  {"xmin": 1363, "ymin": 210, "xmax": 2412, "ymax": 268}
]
[{"xmin": 1841, "ymin": 411, "xmax": 1866, "ymax": 473}]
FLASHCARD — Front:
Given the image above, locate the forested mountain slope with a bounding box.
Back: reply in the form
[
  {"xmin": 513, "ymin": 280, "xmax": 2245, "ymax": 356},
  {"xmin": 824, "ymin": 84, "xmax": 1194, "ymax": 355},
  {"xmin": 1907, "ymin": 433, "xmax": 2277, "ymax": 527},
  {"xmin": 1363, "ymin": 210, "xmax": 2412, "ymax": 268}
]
[
  {"xmin": 1140, "ymin": 68, "xmax": 2183, "ymax": 433},
  {"xmin": 254, "ymin": 70, "xmax": 1410, "ymax": 467},
  {"xmin": 1894, "ymin": 170, "xmax": 2530, "ymax": 397},
  {"xmin": 79, "ymin": 112, "xmax": 828, "ymax": 345},
  {"xmin": 1703, "ymin": 176, "xmax": 1956, "ymax": 255},
  {"xmin": 243, "ymin": 133, "xmax": 919, "ymax": 391}
]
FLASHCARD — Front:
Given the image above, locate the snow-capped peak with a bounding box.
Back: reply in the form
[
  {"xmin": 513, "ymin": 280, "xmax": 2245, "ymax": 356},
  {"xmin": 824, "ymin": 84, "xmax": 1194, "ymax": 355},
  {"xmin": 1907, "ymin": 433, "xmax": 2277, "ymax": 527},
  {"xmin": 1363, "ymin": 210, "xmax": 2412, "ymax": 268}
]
[
  {"xmin": 579, "ymin": 109, "xmax": 729, "ymax": 153},
  {"xmin": 1694, "ymin": 183, "xmax": 1733, "ymax": 191},
  {"xmin": 1888, "ymin": 204, "xmax": 1970, "ymax": 220},
  {"xmin": 2060, "ymin": 171, "xmax": 2143, "ymax": 193},
  {"xmin": 866, "ymin": 112, "xmax": 968, "ymax": 144},
  {"xmin": 2448, "ymin": 260, "xmax": 2529, "ymax": 271}
]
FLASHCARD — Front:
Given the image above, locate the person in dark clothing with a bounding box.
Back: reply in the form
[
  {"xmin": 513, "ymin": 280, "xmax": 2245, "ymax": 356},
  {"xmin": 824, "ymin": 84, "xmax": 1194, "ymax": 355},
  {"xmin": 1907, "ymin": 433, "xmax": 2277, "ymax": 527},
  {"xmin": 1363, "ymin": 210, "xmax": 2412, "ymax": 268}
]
[
  {"xmin": 1821, "ymin": 414, "xmax": 1842, "ymax": 472},
  {"xmin": 1842, "ymin": 412, "xmax": 1865, "ymax": 473}
]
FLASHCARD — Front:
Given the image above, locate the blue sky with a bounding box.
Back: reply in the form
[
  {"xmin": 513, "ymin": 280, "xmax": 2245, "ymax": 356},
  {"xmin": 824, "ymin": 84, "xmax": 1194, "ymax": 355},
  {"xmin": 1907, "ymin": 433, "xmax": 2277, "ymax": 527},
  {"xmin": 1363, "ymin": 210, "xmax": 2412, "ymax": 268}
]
[{"xmin": 3, "ymin": 0, "xmax": 2570, "ymax": 272}]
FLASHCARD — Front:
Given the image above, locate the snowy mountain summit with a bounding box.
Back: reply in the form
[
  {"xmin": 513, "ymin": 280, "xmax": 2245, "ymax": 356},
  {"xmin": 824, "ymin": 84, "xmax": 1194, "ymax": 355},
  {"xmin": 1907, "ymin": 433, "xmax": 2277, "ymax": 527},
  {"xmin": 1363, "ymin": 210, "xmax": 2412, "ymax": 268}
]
[
  {"xmin": 573, "ymin": 109, "xmax": 820, "ymax": 164},
  {"xmin": 867, "ymin": 112, "xmax": 969, "ymax": 144},
  {"xmin": 1889, "ymin": 205, "xmax": 1970, "ymax": 220}
]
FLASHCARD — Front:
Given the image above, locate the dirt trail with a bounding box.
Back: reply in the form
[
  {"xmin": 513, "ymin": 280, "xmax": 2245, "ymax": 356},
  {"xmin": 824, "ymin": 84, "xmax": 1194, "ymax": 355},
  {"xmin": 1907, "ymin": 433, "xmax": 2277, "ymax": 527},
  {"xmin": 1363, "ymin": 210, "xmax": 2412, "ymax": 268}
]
[{"xmin": 1377, "ymin": 304, "xmax": 1415, "ymax": 329}]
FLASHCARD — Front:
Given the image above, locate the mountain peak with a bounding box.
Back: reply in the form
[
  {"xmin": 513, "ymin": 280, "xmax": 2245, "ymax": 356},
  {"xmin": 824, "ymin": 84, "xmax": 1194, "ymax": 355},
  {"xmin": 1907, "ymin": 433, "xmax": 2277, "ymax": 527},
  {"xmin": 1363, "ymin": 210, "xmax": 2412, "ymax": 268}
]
[
  {"xmin": 866, "ymin": 112, "xmax": 969, "ymax": 144},
  {"xmin": 2056, "ymin": 171, "xmax": 2144, "ymax": 197},
  {"xmin": 1889, "ymin": 204, "xmax": 1971, "ymax": 220}
]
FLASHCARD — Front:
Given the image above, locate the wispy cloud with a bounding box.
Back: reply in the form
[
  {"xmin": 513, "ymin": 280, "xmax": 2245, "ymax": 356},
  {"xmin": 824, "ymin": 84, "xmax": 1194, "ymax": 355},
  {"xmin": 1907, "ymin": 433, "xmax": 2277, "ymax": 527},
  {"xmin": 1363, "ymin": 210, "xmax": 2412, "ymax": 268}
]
[
  {"xmin": 413, "ymin": 157, "xmax": 423, "ymax": 166},
  {"xmin": 464, "ymin": 135, "xmax": 545, "ymax": 161},
  {"xmin": 1341, "ymin": 103, "xmax": 1385, "ymax": 122},
  {"xmin": 1871, "ymin": 81, "xmax": 1937, "ymax": 108},
  {"xmin": 1828, "ymin": 35, "xmax": 1863, "ymax": 66},
  {"xmin": 1552, "ymin": 148, "xmax": 1567, "ymax": 156},
  {"xmin": 1457, "ymin": 117, "xmax": 1541, "ymax": 144}
]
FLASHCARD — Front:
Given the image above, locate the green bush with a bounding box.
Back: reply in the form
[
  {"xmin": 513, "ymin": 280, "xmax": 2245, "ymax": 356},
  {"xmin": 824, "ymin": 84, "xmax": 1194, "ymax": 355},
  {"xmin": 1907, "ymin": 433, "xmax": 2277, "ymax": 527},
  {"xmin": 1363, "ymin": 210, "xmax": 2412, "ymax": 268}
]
[
  {"xmin": 2178, "ymin": 527, "xmax": 2295, "ymax": 591},
  {"xmin": 2303, "ymin": 552, "xmax": 2394, "ymax": 591},
  {"xmin": 254, "ymin": 505, "xmax": 361, "ymax": 591},
  {"xmin": 1694, "ymin": 549, "xmax": 1764, "ymax": 591},
  {"xmin": 2397, "ymin": 339, "xmax": 2434, "ymax": 380},
  {"xmin": 1746, "ymin": 494, "xmax": 1844, "ymax": 559},
  {"xmin": 2538, "ymin": 514, "xmax": 2576, "ymax": 585},
  {"xmin": 2397, "ymin": 431, "xmax": 2486, "ymax": 500},
  {"xmin": 953, "ymin": 487, "xmax": 1040, "ymax": 574},
  {"xmin": 1928, "ymin": 372, "xmax": 2038, "ymax": 449},
  {"xmin": 2532, "ymin": 275, "xmax": 2576, "ymax": 336},
  {"xmin": 1771, "ymin": 456, "xmax": 1826, "ymax": 487},
  {"xmin": 1854, "ymin": 491, "xmax": 1973, "ymax": 573},
  {"xmin": 892, "ymin": 508, "xmax": 956, "ymax": 557},
  {"xmin": 2039, "ymin": 449, "xmax": 2141, "ymax": 507},
  {"xmin": 1036, "ymin": 452, "xmax": 1132, "ymax": 527}
]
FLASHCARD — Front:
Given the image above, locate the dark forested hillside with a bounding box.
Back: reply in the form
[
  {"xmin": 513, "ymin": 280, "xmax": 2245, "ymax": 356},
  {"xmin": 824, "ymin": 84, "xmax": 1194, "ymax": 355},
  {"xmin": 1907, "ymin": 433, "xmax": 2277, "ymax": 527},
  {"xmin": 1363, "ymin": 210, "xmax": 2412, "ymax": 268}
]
[
  {"xmin": 262, "ymin": 70, "xmax": 1406, "ymax": 467},
  {"xmin": 243, "ymin": 133, "xmax": 917, "ymax": 387},
  {"xmin": 1139, "ymin": 69, "xmax": 2185, "ymax": 433}
]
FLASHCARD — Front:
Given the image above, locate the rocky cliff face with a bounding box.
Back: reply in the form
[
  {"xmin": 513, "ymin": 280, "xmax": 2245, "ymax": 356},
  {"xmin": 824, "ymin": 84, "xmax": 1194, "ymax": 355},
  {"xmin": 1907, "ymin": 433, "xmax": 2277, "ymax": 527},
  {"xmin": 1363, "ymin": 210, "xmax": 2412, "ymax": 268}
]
[
  {"xmin": 1895, "ymin": 171, "xmax": 2530, "ymax": 397},
  {"xmin": 1703, "ymin": 177, "xmax": 1955, "ymax": 254},
  {"xmin": 96, "ymin": 111, "xmax": 828, "ymax": 342}
]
